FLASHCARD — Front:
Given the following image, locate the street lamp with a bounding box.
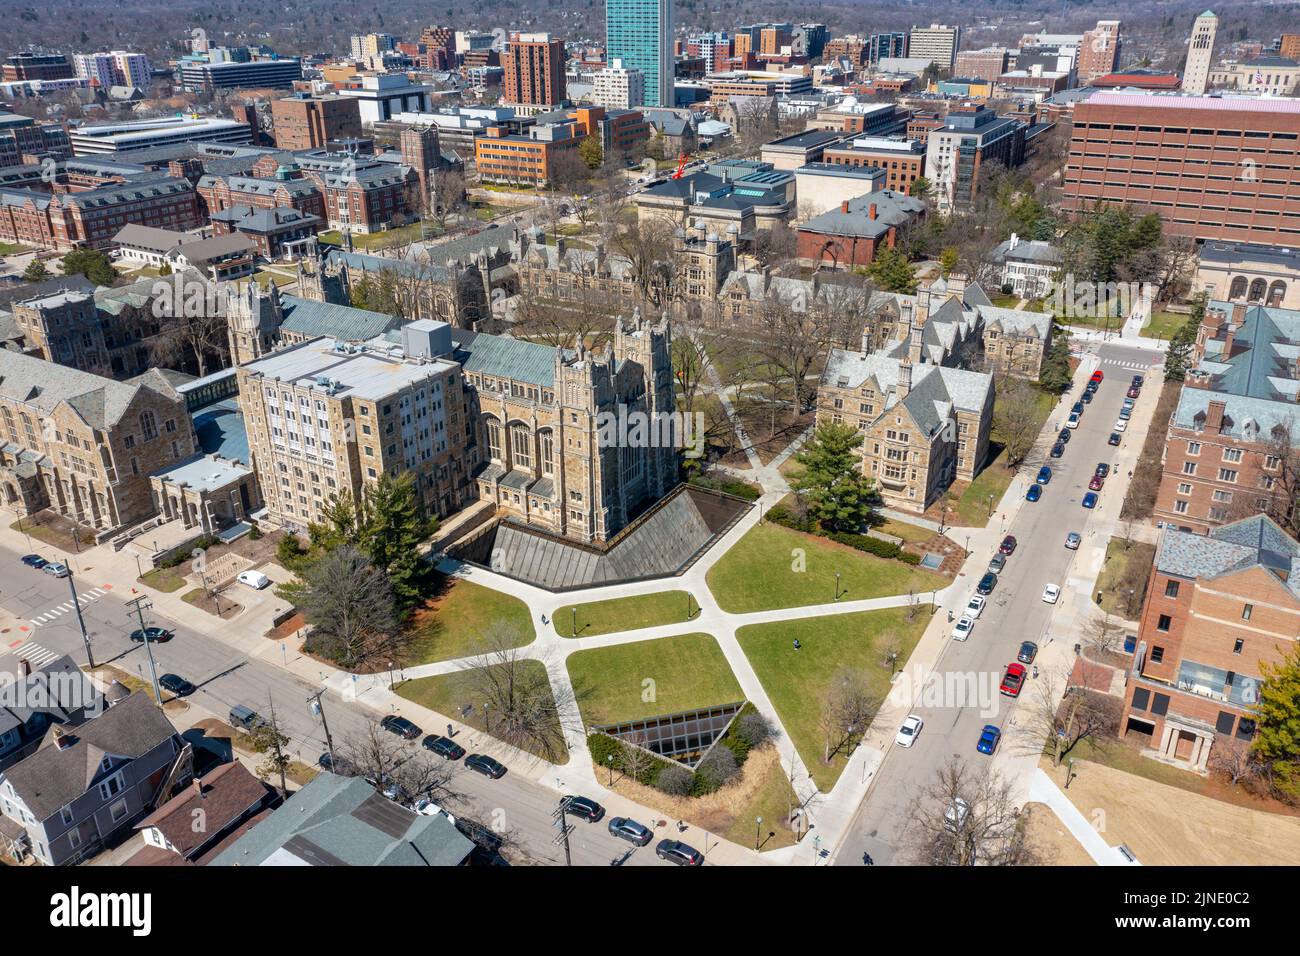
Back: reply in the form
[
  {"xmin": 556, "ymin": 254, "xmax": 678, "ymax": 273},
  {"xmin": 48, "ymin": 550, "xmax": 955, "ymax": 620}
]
[
  {"xmin": 834, "ymin": 571, "xmax": 841, "ymax": 601},
  {"xmin": 987, "ymin": 494, "xmax": 994, "ymax": 517},
  {"xmin": 607, "ymin": 754, "xmax": 614, "ymax": 786},
  {"xmin": 755, "ymin": 816, "xmax": 763, "ymax": 851},
  {"xmin": 387, "ymin": 661, "xmax": 395, "ymax": 690}
]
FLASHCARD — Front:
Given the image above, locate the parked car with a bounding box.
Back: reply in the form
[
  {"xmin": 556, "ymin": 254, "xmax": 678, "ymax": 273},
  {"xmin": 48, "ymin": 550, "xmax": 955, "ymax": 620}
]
[
  {"xmin": 1132, "ymin": 374, "xmax": 1145, "ymax": 388},
  {"xmin": 988, "ymin": 553, "xmax": 1006, "ymax": 574},
  {"xmin": 976, "ymin": 724, "xmax": 1001, "ymax": 755},
  {"xmin": 1036, "ymin": 466, "xmax": 1052, "ymax": 484},
  {"xmin": 1085, "ymin": 379, "xmax": 1100, "ymax": 394},
  {"xmin": 1118, "ymin": 407, "xmax": 1132, "ymax": 421},
  {"xmin": 318, "ymin": 752, "xmax": 358, "ymax": 775},
  {"xmin": 896, "ymin": 714, "xmax": 924, "ymax": 748},
  {"xmin": 944, "ymin": 796, "xmax": 970, "ymax": 831},
  {"xmin": 422, "ymin": 735, "xmax": 466, "ymax": 760},
  {"xmin": 1122, "ymin": 397, "xmax": 1136, "ymax": 410},
  {"xmin": 999, "ymin": 534, "xmax": 1018, "ymax": 555},
  {"xmin": 965, "ymin": 594, "xmax": 987, "ymax": 618},
  {"xmin": 380, "ymin": 714, "xmax": 422, "ymax": 740},
  {"xmin": 1091, "ymin": 369, "xmax": 1104, "ymax": 383},
  {"xmin": 1066, "ymin": 412, "xmax": 1081, "ymax": 429},
  {"xmin": 1071, "ymin": 402, "xmax": 1085, "ymax": 416},
  {"xmin": 976, "ymin": 573, "xmax": 998, "ymax": 595},
  {"xmin": 1026, "ymin": 484, "xmax": 1042, "ymax": 502},
  {"xmin": 1108, "ymin": 432, "xmax": 1122, "ymax": 446},
  {"xmin": 20, "ymin": 554, "xmax": 47, "ymax": 569},
  {"xmin": 129, "ymin": 626, "xmax": 173, "ymax": 643},
  {"xmin": 1113, "ymin": 419, "xmax": 1128, "ymax": 432},
  {"xmin": 1050, "ymin": 442, "xmax": 1066, "ymax": 458},
  {"xmin": 43, "ymin": 562, "xmax": 69, "ymax": 578},
  {"xmin": 1127, "ymin": 387, "xmax": 1141, "ymax": 399},
  {"xmin": 413, "ymin": 799, "xmax": 456, "ymax": 823},
  {"xmin": 236, "ymin": 569, "xmax": 271, "ymax": 590},
  {"xmin": 1058, "ymin": 428, "xmax": 1072, "ymax": 444},
  {"xmin": 656, "ymin": 839, "xmax": 704, "ymax": 866},
  {"xmin": 1041, "ymin": 583, "xmax": 1061, "ymax": 604},
  {"xmin": 607, "ymin": 816, "xmax": 653, "ymax": 846},
  {"xmin": 1000, "ymin": 663, "xmax": 1027, "ymax": 697},
  {"xmin": 563, "ymin": 796, "xmax": 605, "ymax": 823},
  {"xmin": 1089, "ymin": 475, "xmax": 1105, "ymax": 491},
  {"xmin": 228, "ymin": 704, "xmax": 267, "ymax": 732},
  {"xmin": 466, "ymin": 754, "xmax": 507, "ymax": 779},
  {"xmin": 1017, "ymin": 642, "xmax": 1038, "ymax": 665},
  {"xmin": 1095, "ymin": 463, "xmax": 1110, "ymax": 478},
  {"xmin": 1065, "ymin": 532, "xmax": 1082, "ymax": 550},
  {"xmin": 1081, "ymin": 389, "xmax": 1094, "ymax": 404},
  {"xmin": 158, "ymin": 673, "xmax": 194, "ymax": 697},
  {"xmin": 1082, "ymin": 492, "xmax": 1099, "ymax": 509},
  {"xmin": 952, "ymin": 615, "xmax": 976, "ymax": 641}
]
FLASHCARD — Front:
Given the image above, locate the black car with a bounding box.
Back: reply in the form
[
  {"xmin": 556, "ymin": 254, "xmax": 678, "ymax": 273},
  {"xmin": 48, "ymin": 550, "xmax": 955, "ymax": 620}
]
[
  {"xmin": 563, "ymin": 795, "xmax": 605, "ymax": 823},
  {"xmin": 656, "ymin": 838, "xmax": 704, "ymax": 866},
  {"xmin": 1095, "ymin": 463, "xmax": 1110, "ymax": 478},
  {"xmin": 422, "ymin": 734, "xmax": 466, "ymax": 760},
  {"xmin": 158, "ymin": 673, "xmax": 194, "ymax": 697},
  {"xmin": 129, "ymin": 626, "xmax": 173, "ymax": 643},
  {"xmin": 1085, "ymin": 379, "xmax": 1100, "ymax": 394},
  {"xmin": 1058, "ymin": 428, "xmax": 1071, "ymax": 445},
  {"xmin": 1108, "ymin": 432, "xmax": 1122, "ymax": 446},
  {"xmin": 20, "ymin": 554, "xmax": 47, "ymax": 569},
  {"xmin": 976, "ymin": 572, "xmax": 998, "ymax": 595},
  {"xmin": 1071, "ymin": 402, "xmax": 1084, "ymax": 416},
  {"xmin": 1050, "ymin": 442, "xmax": 1066, "ymax": 459},
  {"xmin": 318, "ymin": 752, "xmax": 359, "ymax": 775},
  {"xmin": 1081, "ymin": 390, "xmax": 1094, "ymax": 404},
  {"xmin": 466, "ymin": 754, "xmax": 507, "ymax": 779},
  {"xmin": 1132, "ymin": 374, "xmax": 1145, "ymax": 388},
  {"xmin": 608, "ymin": 816, "xmax": 653, "ymax": 846},
  {"xmin": 380, "ymin": 714, "xmax": 422, "ymax": 740},
  {"xmin": 1017, "ymin": 642, "xmax": 1038, "ymax": 665}
]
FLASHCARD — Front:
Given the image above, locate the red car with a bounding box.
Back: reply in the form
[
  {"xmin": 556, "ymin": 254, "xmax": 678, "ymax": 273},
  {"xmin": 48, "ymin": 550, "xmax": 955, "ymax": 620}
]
[
  {"xmin": 998, "ymin": 534, "xmax": 1018, "ymax": 555},
  {"xmin": 1000, "ymin": 663, "xmax": 1027, "ymax": 697},
  {"xmin": 1091, "ymin": 369, "xmax": 1104, "ymax": 383},
  {"xmin": 1127, "ymin": 387, "xmax": 1140, "ymax": 399},
  {"xmin": 1088, "ymin": 474, "xmax": 1105, "ymax": 491}
]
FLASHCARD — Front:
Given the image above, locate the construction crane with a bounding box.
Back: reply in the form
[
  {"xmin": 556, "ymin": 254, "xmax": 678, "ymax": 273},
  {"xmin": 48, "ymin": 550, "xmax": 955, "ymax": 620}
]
[{"xmin": 670, "ymin": 152, "xmax": 690, "ymax": 179}]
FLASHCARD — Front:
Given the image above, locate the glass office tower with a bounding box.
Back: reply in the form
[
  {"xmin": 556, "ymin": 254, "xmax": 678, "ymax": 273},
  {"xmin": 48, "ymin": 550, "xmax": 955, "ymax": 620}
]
[{"xmin": 606, "ymin": 0, "xmax": 673, "ymax": 107}]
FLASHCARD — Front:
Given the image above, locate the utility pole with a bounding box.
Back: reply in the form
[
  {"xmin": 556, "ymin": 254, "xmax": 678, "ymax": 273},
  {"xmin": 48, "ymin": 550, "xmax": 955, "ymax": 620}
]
[
  {"xmin": 124, "ymin": 595, "xmax": 162, "ymax": 703},
  {"xmin": 266, "ymin": 697, "xmax": 289, "ymax": 798},
  {"xmin": 307, "ymin": 690, "xmax": 337, "ymax": 770},
  {"xmin": 66, "ymin": 564, "xmax": 95, "ymax": 669},
  {"xmin": 552, "ymin": 797, "xmax": 574, "ymax": 866}
]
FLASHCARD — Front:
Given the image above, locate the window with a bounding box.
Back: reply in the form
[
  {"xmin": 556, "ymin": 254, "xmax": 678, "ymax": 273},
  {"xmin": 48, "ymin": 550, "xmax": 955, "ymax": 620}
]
[
  {"xmin": 1233, "ymin": 638, "xmax": 1244, "ymax": 655},
  {"xmin": 1187, "ymin": 440, "xmax": 1201, "ymax": 456},
  {"xmin": 1156, "ymin": 614, "xmax": 1172, "ymax": 632},
  {"xmin": 1236, "ymin": 717, "xmax": 1257, "ymax": 741},
  {"xmin": 485, "ymin": 418, "xmax": 502, "ymax": 461},
  {"xmin": 1131, "ymin": 687, "xmax": 1150, "ymax": 712},
  {"xmin": 1216, "ymin": 711, "xmax": 1237, "ymax": 736},
  {"xmin": 1150, "ymin": 646, "xmax": 1164, "ymax": 663},
  {"xmin": 1218, "ymin": 468, "xmax": 1238, "ymax": 483},
  {"xmin": 1150, "ymin": 693, "xmax": 1169, "ymax": 716},
  {"xmin": 1222, "ymin": 447, "xmax": 1242, "ymax": 463},
  {"xmin": 1182, "ymin": 461, "xmax": 1197, "ymax": 475},
  {"xmin": 98, "ymin": 772, "xmax": 124, "ymax": 801},
  {"xmin": 1242, "ymin": 603, "xmax": 1253, "ymax": 621},
  {"xmin": 1164, "ymin": 580, "xmax": 1180, "ymax": 598},
  {"xmin": 109, "ymin": 799, "xmax": 128, "ymax": 823}
]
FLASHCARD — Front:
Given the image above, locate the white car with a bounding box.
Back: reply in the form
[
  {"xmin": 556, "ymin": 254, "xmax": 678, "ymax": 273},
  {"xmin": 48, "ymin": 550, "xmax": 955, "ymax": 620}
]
[
  {"xmin": 952, "ymin": 615, "xmax": 976, "ymax": 641},
  {"xmin": 896, "ymin": 714, "xmax": 924, "ymax": 748},
  {"xmin": 1042, "ymin": 583, "xmax": 1062, "ymax": 604},
  {"xmin": 413, "ymin": 798, "xmax": 456, "ymax": 823},
  {"xmin": 236, "ymin": 569, "xmax": 271, "ymax": 590},
  {"xmin": 964, "ymin": 594, "xmax": 987, "ymax": 619},
  {"xmin": 1113, "ymin": 419, "xmax": 1129, "ymax": 432},
  {"xmin": 944, "ymin": 796, "xmax": 970, "ymax": 832}
]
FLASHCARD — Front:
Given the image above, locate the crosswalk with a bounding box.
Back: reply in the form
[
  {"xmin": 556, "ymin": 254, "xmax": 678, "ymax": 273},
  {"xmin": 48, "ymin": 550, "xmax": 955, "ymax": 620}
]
[
  {"xmin": 1100, "ymin": 357, "xmax": 1161, "ymax": 371},
  {"xmin": 4, "ymin": 640, "xmax": 62, "ymax": 667},
  {"xmin": 28, "ymin": 586, "xmax": 107, "ymax": 628}
]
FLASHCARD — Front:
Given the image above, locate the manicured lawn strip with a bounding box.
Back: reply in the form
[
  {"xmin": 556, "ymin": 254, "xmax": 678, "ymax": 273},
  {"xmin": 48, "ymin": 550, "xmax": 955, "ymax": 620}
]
[
  {"xmin": 951, "ymin": 386, "xmax": 1056, "ymax": 526},
  {"xmin": 1096, "ymin": 538, "xmax": 1157, "ymax": 618},
  {"xmin": 396, "ymin": 663, "xmax": 568, "ymax": 764},
  {"xmin": 736, "ymin": 607, "xmax": 931, "ymax": 791},
  {"xmin": 553, "ymin": 589, "xmax": 697, "ymax": 637},
  {"xmin": 403, "ymin": 578, "xmax": 535, "ymax": 664},
  {"xmin": 567, "ymin": 633, "xmax": 742, "ymax": 726},
  {"xmin": 706, "ymin": 522, "xmax": 946, "ymax": 614},
  {"xmin": 720, "ymin": 752, "xmax": 802, "ymax": 851},
  {"xmin": 874, "ymin": 518, "xmax": 936, "ymax": 546},
  {"xmin": 139, "ymin": 567, "xmax": 187, "ymax": 592},
  {"xmin": 1141, "ymin": 310, "xmax": 1189, "ymax": 341}
]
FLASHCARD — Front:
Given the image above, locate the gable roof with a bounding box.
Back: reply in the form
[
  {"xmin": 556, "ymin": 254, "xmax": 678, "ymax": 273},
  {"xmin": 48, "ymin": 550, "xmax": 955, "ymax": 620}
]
[
  {"xmin": 0, "ymin": 348, "xmax": 176, "ymax": 429},
  {"xmin": 1157, "ymin": 513, "xmax": 1300, "ymax": 599},
  {"xmin": 134, "ymin": 761, "xmax": 271, "ymax": 859},
  {"xmin": 279, "ymin": 294, "xmax": 399, "ymax": 342}
]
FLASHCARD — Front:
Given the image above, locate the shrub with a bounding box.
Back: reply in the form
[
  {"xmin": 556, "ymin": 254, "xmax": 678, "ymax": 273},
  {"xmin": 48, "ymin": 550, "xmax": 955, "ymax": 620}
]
[
  {"xmin": 765, "ymin": 504, "xmax": 816, "ymax": 534},
  {"xmin": 248, "ymin": 524, "xmax": 263, "ymax": 541},
  {"xmin": 689, "ymin": 474, "xmax": 762, "ymax": 501},
  {"xmin": 655, "ymin": 764, "xmax": 694, "ymax": 796},
  {"xmin": 694, "ymin": 746, "xmax": 740, "ymax": 794},
  {"xmin": 827, "ymin": 531, "xmax": 902, "ymax": 560},
  {"xmin": 733, "ymin": 712, "xmax": 776, "ymax": 749}
]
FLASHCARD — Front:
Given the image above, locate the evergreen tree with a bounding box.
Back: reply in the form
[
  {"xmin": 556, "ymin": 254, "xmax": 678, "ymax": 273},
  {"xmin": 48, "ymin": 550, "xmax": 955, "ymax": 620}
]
[
  {"xmin": 907, "ymin": 176, "xmax": 931, "ymax": 199},
  {"xmin": 578, "ymin": 134, "xmax": 603, "ymax": 170},
  {"xmin": 1038, "ymin": 328, "xmax": 1073, "ymax": 394},
  {"xmin": 791, "ymin": 423, "xmax": 878, "ymax": 532},
  {"xmin": 359, "ymin": 472, "xmax": 436, "ymax": 613},
  {"xmin": 1254, "ymin": 643, "xmax": 1300, "ymax": 801},
  {"xmin": 867, "ymin": 246, "xmax": 918, "ymax": 294},
  {"xmin": 22, "ymin": 259, "xmax": 49, "ymax": 282},
  {"xmin": 1164, "ymin": 293, "xmax": 1205, "ymax": 382},
  {"xmin": 60, "ymin": 248, "xmax": 116, "ymax": 286}
]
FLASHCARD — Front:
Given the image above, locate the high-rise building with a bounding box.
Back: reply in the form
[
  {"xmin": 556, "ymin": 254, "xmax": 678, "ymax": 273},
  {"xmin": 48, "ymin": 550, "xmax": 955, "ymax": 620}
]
[
  {"xmin": 954, "ymin": 47, "xmax": 1010, "ymax": 82},
  {"xmin": 502, "ymin": 32, "xmax": 567, "ymax": 108},
  {"xmin": 72, "ymin": 51, "xmax": 152, "ymax": 89},
  {"xmin": 1281, "ymin": 34, "xmax": 1300, "ymax": 60},
  {"xmin": 606, "ymin": 0, "xmax": 673, "ymax": 108},
  {"xmin": 799, "ymin": 24, "xmax": 829, "ymax": 60},
  {"xmin": 1077, "ymin": 20, "xmax": 1121, "ymax": 85},
  {"xmin": 908, "ymin": 23, "xmax": 961, "ymax": 70},
  {"xmin": 869, "ymin": 32, "xmax": 908, "ymax": 66},
  {"xmin": 350, "ymin": 33, "xmax": 397, "ymax": 61},
  {"xmin": 270, "ymin": 93, "xmax": 363, "ymax": 150},
  {"xmin": 1184, "ymin": 10, "xmax": 1219, "ymax": 95},
  {"xmin": 925, "ymin": 103, "xmax": 1026, "ymax": 213},
  {"xmin": 592, "ymin": 58, "xmax": 646, "ymax": 109},
  {"xmin": 2, "ymin": 52, "xmax": 74, "ymax": 82}
]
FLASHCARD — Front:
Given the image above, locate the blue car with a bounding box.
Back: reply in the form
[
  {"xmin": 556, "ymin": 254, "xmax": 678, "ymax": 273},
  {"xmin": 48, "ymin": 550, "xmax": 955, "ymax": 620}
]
[
  {"xmin": 1027, "ymin": 484, "xmax": 1042, "ymax": 502},
  {"xmin": 20, "ymin": 554, "xmax": 47, "ymax": 568},
  {"xmin": 1036, "ymin": 466, "xmax": 1052, "ymax": 485},
  {"xmin": 1082, "ymin": 492, "xmax": 1098, "ymax": 509},
  {"xmin": 977, "ymin": 724, "xmax": 1001, "ymax": 755}
]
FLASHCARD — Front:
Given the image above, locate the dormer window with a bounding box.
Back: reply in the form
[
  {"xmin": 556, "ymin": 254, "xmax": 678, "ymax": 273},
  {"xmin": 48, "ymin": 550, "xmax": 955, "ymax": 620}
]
[{"xmin": 100, "ymin": 756, "xmax": 112, "ymax": 774}]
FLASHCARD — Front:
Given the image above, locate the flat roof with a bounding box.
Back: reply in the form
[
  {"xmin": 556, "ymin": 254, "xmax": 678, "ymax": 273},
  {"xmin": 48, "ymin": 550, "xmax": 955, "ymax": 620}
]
[
  {"xmin": 1086, "ymin": 91, "xmax": 1300, "ymax": 113},
  {"xmin": 243, "ymin": 338, "xmax": 457, "ymax": 400}
]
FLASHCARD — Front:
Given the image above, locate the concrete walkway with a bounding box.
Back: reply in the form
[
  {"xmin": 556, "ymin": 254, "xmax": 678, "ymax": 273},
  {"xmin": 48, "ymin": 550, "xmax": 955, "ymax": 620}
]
[{"xmin": 1027, "ymin": 768, "xmax": 1140, "ymax": 866}]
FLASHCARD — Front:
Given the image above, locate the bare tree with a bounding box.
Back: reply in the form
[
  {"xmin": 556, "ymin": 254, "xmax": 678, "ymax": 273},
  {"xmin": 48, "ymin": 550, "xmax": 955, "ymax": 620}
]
[
  {"xmin": 341, "ymin": 720, "xmax": 460, "ymax": 804},
  {"xmin": 430, "ymin": 168, "xmax": 468, "ymax": 232},
  {"xmin": 287, "ymin": 544, "xmax": 401, "ymax": 669},
  {"xmin": 1082, "ymin": 612, "xmax": 1125, "ymax": 657},
  {"xmin": 818, "ymin": 667, "xmax": 880, "ymax": 764},
  {"xmin": 1208, "ymin": 737, "xmax": 1262, "ymax": 787},
  {"xmin": 1014, "ymin": 669, "xmax": 1121, "ymax": 766},
  {"xmin": 994, "ymin": 376, "xmax": 1047, "ymax": 468},
  {"xmin": 511, "ymin": 284, "xmax": 617, "ymax": 349},
  {"xmin": 611, "ymin": 215, "xmax": 676, "ymax": 306},
  {"xmin": 909, "ymin": 758, "xmax": 1042, "ymax": 866}
]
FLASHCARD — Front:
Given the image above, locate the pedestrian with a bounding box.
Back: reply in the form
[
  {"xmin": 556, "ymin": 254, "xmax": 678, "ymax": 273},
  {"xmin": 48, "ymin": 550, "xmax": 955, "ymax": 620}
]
[{"xmin": 863, "ymin": 852, "xmax": 874, "ymax": 865}]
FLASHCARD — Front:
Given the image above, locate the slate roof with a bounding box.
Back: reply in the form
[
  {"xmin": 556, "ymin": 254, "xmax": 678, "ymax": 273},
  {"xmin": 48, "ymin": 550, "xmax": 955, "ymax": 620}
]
[
  {"xmin": 0, "ymin": 347, "xmax": 176, "ymax": 429},
  {"xmin": 452, "ymin": 329, "xmax": 563, "ymax": 388},
  {"xmin": 978, "ymin": 304, "xmax": 1053, "ymax": 343},
  {"xmin": 1157, "ymin": 514, "xmax": 1300, "ymax": 598},
  {"xmin": 1199, "ymin": 240, "xmax": 1300, "ymax": 270},
  {"xmin": 279, "ymin": 294, "xmax": 399, "ymax": 342},
  {"xmin": 822, "ymin": 347, "xmax": 993, "ymax": 433},
  {"xmin": 992, "ymin": 238, "xmax": 1061, "ymax": 266},
  {"xmin": 1196, "ymin": 300, "xmax": 1300, "ymax": 403},
  {"xmin": 1172, "ymin": 387, "xmax": 1300, "ymax": 440},
  {"xmin": 0, "ymin": 655, "xmax": 97, "ymax": 739},
  {"xmin": 211, "ymin": 204, "xmax": 321, "ymax": 233},
  {"xmin": 2, "ymin": 693, "xmax": 177, "ymax": 821},
  {"xmin": 799, "ymin": 189, "xmax": 925, "ymax": 240},
  {"xmin": 208, "ymin": 773, "xmax": 473, "ymax": 867}
]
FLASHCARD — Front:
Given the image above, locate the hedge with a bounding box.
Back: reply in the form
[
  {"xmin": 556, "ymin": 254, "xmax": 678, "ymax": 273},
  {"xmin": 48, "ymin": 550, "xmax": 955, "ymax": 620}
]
[
  {"xmin": 688, "ymin": 475, "xmax": 762, "ymax": 501},
  {"xmin": 766, "ymin": 510, "xmax": 922, "ymax": 565}
]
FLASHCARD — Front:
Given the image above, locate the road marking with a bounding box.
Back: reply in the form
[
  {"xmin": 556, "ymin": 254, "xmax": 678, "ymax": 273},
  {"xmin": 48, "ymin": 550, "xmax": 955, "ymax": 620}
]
[{"xmin": 8, "ymin": 641, "xmax": 60, "ymax": 666}]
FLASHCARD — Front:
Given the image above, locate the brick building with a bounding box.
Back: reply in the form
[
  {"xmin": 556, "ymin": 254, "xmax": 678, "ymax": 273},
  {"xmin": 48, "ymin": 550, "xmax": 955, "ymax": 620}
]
[
  {"xmin": 822, "ymin": 136, "xmax": 927, "ymax": 193},
  {"xmin": 270, "ymin": 94, "xmax": 364, "ymax": 150},
  {"xmin": 925, "ymin": 102, "xmax": 1027, "ymax": 214},
  {"xmin": 503, "ymin": 33, "xmax": 567, "ymax": 108},
  {"xmin": 795, "ymin": 191, "xmax": 925, "ymax": 269},
  {"xmin": 1063, "ymin": 92, "xmax": 1300, "ymax": 245},
  {"xmin": 1121, "ymin": 515, "xmax": 1300, "ymax": 771}
]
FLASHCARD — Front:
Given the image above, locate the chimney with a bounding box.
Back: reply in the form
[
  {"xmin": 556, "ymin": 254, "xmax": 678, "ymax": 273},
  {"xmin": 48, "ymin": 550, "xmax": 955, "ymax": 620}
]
[
  {"xmin": 1008, "ymin": 232, "xmax": 1019, "ymax": 251},
  {"xmin": 193, "ymin": 778, "xmax": 205, "ymax": 800},
  {"xmin": 19, "ymin": 659, "xmax": 31, "ymax": 678},
  {"xmin": 840, "ymin": 199, "xmax": 850, "ymax": 214},
  {"xmin": 52, "ymin": 727, "xmax": 75, "ymax": 750},
  {"xmin": 868, "ymin": 203, "xmax": 878, "ymax": 220},
  {"xmin": 898, "ymin": 361, "xmax": 913, "ymax": 398},
  {"xmin": 1231, "ymin": 302, "xmax": 1248, "ymax": 328},
  {"xmin": 1206, "ymin": 399, "xmax": 1226, "ymax": 433},
  {"xmin": 908, "ymin": 321, "xmax": 924, "ymax": 365}
]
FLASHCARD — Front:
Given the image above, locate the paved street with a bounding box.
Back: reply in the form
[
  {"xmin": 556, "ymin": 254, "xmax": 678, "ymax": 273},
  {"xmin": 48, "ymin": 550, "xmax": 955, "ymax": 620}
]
[{"xmin": 833, "ymin": 341, "xmax": 1165, "ymax": 865}]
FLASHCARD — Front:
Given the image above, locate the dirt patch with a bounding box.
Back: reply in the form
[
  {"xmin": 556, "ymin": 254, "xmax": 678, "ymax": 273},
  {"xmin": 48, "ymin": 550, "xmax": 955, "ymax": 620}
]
[
  {"xmin": 181, "ymin": 587, "xmax": 243, "ymax": 619},
  {"xmin": 197, "ymin": 528, "xmax": 287, "ymax": 570},
  {"xmin": 266, "ymin": 612, "xmax": 306, "ymax": 641},
  {"xmin": 1021, "ymin": 802, "xmax": 1095, "ymax": 866},
  {"xmin": 11, "ymin": 510, "xmax": 97, "ymax": 554}
]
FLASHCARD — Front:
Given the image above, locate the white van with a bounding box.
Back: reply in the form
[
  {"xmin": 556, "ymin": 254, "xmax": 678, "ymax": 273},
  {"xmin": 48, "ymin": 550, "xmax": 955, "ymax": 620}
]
[{"xmin": 236, "ymin": 569, "xmax": 271, "ymax": 590}]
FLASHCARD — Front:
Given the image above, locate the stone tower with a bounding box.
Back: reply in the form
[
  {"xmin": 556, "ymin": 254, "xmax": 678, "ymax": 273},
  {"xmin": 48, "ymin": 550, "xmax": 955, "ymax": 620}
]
[
  {"xmin": 1184, "ymin": 11, "xmax": 1218, "ymax": 95},
  {"xmin": 225, "ymin": 281, "xmax": 284, "ymax": 366}
]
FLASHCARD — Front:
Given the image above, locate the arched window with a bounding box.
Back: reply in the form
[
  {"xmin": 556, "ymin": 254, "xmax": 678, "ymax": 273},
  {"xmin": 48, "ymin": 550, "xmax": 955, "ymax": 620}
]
[
  {"xmin": 484, "ymin": 416, "xmax": 502, "ymax": 461},
  {"xmin": 139, "ymin": 410, "xmax": 158, "ymax": 442},
  {"xmin": 538, "ymin": 429, "xmax": 554, "ymax": 476},
  {"xmin": 510, "ymin": 423, "xmax": 532, "ymax": 469},
  {"xmin": 1268, "ymin": 280, "xmax": 1286, "ymax": 306},
  {"xmin": 1228, "ymin": 276, "xmax": 1248, "ymax": 300},
  {"xmin": 1248, "ymin": 278, "xmax": 1267, "ymax": 302}
]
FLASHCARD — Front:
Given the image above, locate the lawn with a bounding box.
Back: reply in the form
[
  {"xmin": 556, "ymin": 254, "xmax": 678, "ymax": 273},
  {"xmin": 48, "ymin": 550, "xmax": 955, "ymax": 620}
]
[
  {"xmin": 401, "ymin": 576, "xmax": 535, "ymax": 664},
  {"xmin": 553, "ymin": 589, "xmax": 698, "ymax": 637},
  {"xmin": 0, "ymin": 241, "xmax": 31, "ymax": 255},
  {"xmin": 396, "ymin": 661, "xmax": 568, "ymax": 764},
  {"xmin": 707, "ymin": 522, "xmax": 947, "ymax": 614},
  {"xmin": 566, "ymin": 633, "xmax": 743, "ymax": 726},
  {"xmin": 1142, "ymin": 310, "xmax": 1189, "ymax": 341},
  {"xmin": 139, "ymin": 566, "xmax": 187, "ymax": 593},
  {"xmin": 949, "ymin": 386, "xmax": 1057, "ymax": 526},
  {"xmin": 736, "ymin": 607, "xmax": 932, "ymax": 791},
  {"xmin": 874, "ymin": 518, "xmax": 936, "ymax": 546},
  {"xmin": 1095, "ymin": 537, "xmax": 1157, "ymax": 619}
]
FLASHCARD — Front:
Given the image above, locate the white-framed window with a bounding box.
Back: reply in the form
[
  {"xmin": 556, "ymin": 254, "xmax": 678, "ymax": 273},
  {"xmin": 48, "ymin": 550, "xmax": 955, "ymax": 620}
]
[
  {"xmin": 109, "ymin": 799, "xmax": 128, "ymax": 823},
  {"xmin": 98, "ymin": 772, "xmax": 124, "ymax": 802}
]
